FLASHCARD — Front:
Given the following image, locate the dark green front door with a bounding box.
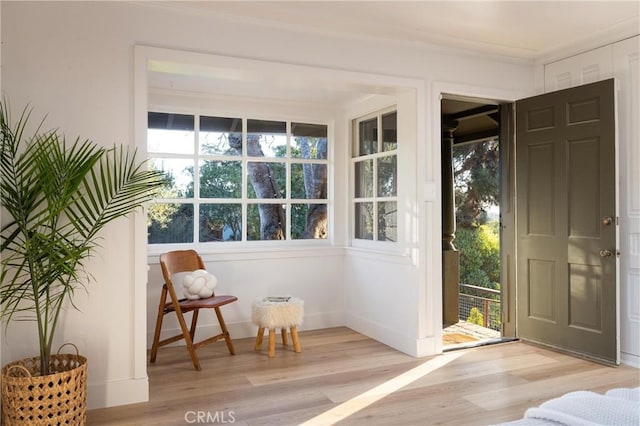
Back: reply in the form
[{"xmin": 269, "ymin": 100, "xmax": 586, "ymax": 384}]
[{"xmin": 515, "ymin": 79, "xmax": 618, "ymax": 364}]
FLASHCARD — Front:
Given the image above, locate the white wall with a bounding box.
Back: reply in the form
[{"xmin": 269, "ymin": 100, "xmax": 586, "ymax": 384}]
[
  {"xmin": 147, "ymin": 250, "xmax": 346, "ymax": 347},
  {"xmin": 614, "ymin": 37, "xmax": 640, "ymax": 367},
  {"xmin": 1, "ymin": 1, "xmax": 534, "ymax": 409}
]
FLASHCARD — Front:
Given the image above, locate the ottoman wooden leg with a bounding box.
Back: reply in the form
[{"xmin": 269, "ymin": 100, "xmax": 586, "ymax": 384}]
[
  {"xmin": 268, "ymin": 328, "xmax": 276, "ymax": 358},
  {"xmin": 281, "ymin": 327, "xmax": 288, "ymax": 346},
  {"xmin": 291, "ymin": 325, "xmax": 301, "ymax": 353},
  {"xmin": 255, "ymin": 327, "xmax": 265, "ymax": 351}
]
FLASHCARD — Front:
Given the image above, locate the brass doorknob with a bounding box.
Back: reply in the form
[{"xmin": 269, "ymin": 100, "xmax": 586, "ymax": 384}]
[
  {"xmin": 600, "ymin": 249, "xmax": 613, "ymax": 257},
  {"xmin": 602, "ymin": 216, "xmax": 613, "ymax": 226}
]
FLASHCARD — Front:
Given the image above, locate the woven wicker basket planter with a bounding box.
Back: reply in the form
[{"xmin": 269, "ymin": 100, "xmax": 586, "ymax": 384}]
[{"xmin": 1, "ymin": 344, "xmax": 87, "ymax": 425}]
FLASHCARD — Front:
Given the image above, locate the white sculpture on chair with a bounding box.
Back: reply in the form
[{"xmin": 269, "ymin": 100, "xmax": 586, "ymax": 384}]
[{"xmin": 182, "ymin": 270, "xmax": 218, "ymax": 300}]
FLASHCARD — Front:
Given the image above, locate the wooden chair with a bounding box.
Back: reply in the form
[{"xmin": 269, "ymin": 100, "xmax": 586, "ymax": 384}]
[{"xmin": 149, "ymin": 250, "xmax": 237, "ymax": 370}]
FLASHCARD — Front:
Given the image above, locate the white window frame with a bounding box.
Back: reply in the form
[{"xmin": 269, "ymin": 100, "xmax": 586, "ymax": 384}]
[
  {"xmin": 147, "ymin": 107, "xmax": 332, "ymax": 252},
  {"xmin": 350, "ymin": 106, "xmax": 398, "ymax": 247}
]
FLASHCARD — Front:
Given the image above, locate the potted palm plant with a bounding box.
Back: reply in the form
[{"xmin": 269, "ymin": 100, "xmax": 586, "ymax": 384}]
[{"xmin": 0, "ymin": 101, "xmax": 166, "ymax": 425}]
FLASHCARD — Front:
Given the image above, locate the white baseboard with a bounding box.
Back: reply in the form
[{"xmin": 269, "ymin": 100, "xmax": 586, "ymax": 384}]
[
  {"xmin": 345, "ymin": 312, "xmax": 420, "ymax": 357},
  {"xmin": 88, "ymin": 376, "xmax": 148, "ymax": 410},
  {"xmin": 415, "ymin": 335, "xmax": 438, "ymax": 357},
  {"xmin": 621, "ymin": 351, "xmax": 640, "ymax": 368}
]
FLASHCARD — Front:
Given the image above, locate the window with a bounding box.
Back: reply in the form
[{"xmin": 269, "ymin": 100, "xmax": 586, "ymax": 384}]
[
  {"xmin": 147, "ymin": 112, "xmax": 329, "ymax": 244},
  {"xmin": 352, "ymin": 109, "xmax": 397, "ymax": 242}
]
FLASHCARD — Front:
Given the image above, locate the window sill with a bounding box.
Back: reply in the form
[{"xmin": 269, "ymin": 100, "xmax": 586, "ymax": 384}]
[
  {"xmin": 147, "ymin": 241, "xmax": 343, "ymax": 264},
  {"xmin": 345, "ymin": 246, "xmax": 415, "ymax": 265}
]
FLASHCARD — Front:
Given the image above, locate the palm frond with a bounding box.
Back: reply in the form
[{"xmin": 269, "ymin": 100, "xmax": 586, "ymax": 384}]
[
  {"xmin": 68, "ymin": 145, "xmax": 166, "ymax": 240},
  {"xmin": 0, "ymin": 101, "xmax": 165, "ymax": 375}
]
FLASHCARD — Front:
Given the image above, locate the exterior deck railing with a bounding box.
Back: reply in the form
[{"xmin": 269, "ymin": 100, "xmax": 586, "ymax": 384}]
[{"xmin": 458, "ymin": 283, "xmax": 501, "ymax": 331}]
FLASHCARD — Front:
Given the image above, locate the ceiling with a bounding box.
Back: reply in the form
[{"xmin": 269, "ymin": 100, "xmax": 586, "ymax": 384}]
[
  {"xmin": 442, "ymin": 99, "xmax": 500, "ymax": 145},
  {"xmin": 173, "ymin": 1, "xmax": 639, "ymax": 60},
  {"xmin": 148, "ymin": 1, "xmax": 638, "ymax": 120}
]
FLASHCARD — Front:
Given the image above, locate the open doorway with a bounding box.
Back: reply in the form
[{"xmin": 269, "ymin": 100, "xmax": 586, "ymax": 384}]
[
  {"xmin": 439, "ymin": 81, "xmax": 618, "ymax": 362},
  {"xmin": 441, "ymin": 96, "xmax": 503, "ymax": 350}
]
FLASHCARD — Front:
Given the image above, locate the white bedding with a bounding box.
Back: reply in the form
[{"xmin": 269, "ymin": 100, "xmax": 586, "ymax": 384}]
[{"xmin": 497, "ymin": 387, "xmax": 640, "ymax": 426}]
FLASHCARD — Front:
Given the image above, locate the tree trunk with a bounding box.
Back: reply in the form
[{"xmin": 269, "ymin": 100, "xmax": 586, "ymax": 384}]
[
  {"xmin": 231, "ymin": 134, "xmax": 285, "ymax": 239},
  {"xmin": 303, "ymin": 203, "xmax": 327, "ymax": 238},
  {"xmin": 300, "ymin": 137, "xmax": 327, "ymax": 238}
]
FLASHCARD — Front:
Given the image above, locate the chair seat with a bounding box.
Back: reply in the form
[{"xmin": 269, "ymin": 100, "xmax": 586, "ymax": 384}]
[{"xmin": 164, "ymin": 294, "xmax": 238, "ymax": 313}]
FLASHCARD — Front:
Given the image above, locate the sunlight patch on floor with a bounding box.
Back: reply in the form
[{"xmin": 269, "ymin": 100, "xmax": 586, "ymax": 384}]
[{"xmin": 299, "ymin": 351, "xmax": 465, "ymax": 425}]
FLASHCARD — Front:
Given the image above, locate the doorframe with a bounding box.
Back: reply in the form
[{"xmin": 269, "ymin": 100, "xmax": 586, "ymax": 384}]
[{"xmin": 430, "ymin": 82, "xmax": 531, "ymax": 353}]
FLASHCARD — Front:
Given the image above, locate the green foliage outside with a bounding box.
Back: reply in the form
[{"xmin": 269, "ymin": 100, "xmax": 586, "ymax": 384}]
[
  {"xmin": 453, "ymin": 139, "xmax": 500, "ymax": 291},
  {"xmin": 467, "ymin": 307, "xmax": 484, "ymax": 326},
  {"xmin": 453, "ymin": 139, "xmax": 501, "ymax": 330},
  {"xmin": 454, "ymin": 140, "xmax": 499, "ymax": 228},
  {"xmin": 455, "ymin": 222, "xmax": 500, "ymax": 290},
  {"xmin": 148, "ymin": 134, "xmax": 327, "ymax": 243}
]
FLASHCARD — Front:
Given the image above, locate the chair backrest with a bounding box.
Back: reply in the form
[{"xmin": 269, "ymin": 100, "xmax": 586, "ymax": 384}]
[{"xmin": 159, "ymin": 250, "xmax": 206, "ymax": 285}]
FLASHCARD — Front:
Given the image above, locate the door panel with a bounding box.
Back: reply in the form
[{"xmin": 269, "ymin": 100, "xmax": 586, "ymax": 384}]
[{"xmin": 516, "ymin": 78, "xmax": 617, "ymax": 364}]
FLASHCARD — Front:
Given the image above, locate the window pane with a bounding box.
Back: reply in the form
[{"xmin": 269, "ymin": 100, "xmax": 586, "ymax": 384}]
[
  {"xmin": 382, "ymin": 111, "xmax": 397, "ymax": 152},
  {"xmin": 247, "ymin": 204, "xmax": 286, "ymax": 241},
  {"xmin": 147, "ymin": 203, "xmax": 193, "ymax": 244},
  {"xmin": 355, "ymin": 159, "xmax": 373, "ymax": 198},
  {"xmin": 150, "ymin": 158, "xmax": 194, "ymax": 198},
  {"xmin": 199, "ymin": 204, "xmax": 242, "ymax": 242},
  {"xmin": 148, "ymin": 112, "xmax": 194, "ymax": 154},
  {"xmin": 247, "ymin": 119, "xmax": 287, "ymax": 158},
  {"xmin": 359, "ymin": 118, "xmax": 377, "ymax": 155},
  {"xmin": 247, "ymin": 162, "xmax": 286, "ymax": 199},
  {"xmin": 292, "ymin": 123, "xmax": 328, "ymax": 159},
  {"xmin": 378, "ymin": 201, "xmax": 397, "ymax": 242},
  {"xmin": 199, "ymin": 160, "xmax": 242, "ymax": 198},
  {"xmin": 148, "ymin": 112, "xmax": 194, "ymax": 130},
  {"xmin": 199, "ymin": 116, "xmax": 242, "ymax": 155},
  {"xmin": 291, "ymin": 204, "xmax": 327, "ymax": 239},
  {"xmin": 355, "ymin": 202, "xmax": 374, "ymax": 240},
  {"xmin": 291, "ymin": 163, "xmax": 327, "ymax": 199},
  {"xmin": 377, "ymin": 155, "xmax": 397, "ymax": 197}
]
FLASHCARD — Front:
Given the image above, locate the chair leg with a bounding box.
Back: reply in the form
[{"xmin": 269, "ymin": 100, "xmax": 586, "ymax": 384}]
[
  {"xmin": 174, "ymin": 304, "xmax": 201, "ymax": 371},
  {"xmin": 150, "ymin": 287, "xmax": 168, "ymax": 364},
  {"xmin": 268, "ymin": 328, "xmax": 276, "ymax": 358},
  {"xmin": 255, "ymin": 327, "xmax": 265, "ymax": 351},
  {"xmin": 214, "ymin": 307, "xmax": 235, "ymax": 355},
  {"xmin": 281, "ymin": 327, "xmax": 288, "ymax": 346},
  {"xmin": 189, "ymin": 309, "xmax": 199, "ymax": 341},
  {"xmin": 291, "ymin": 325, "xmax": 301, "ymax": 353}
]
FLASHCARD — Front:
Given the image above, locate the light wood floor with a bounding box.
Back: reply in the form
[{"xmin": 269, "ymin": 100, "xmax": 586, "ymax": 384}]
[{"xmin": 89, "ymin": 327, "xmax": 640, "ymax": 425}]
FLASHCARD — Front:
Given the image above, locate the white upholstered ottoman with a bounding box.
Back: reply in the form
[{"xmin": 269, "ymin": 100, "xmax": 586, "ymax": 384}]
[{"xmin": 252, "ymin": 297, "xmax": 303, "ymax": 357}]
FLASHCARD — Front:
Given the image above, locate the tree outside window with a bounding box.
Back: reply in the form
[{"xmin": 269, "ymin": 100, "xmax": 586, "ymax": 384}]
[{"xmin": 147, "ymin": 112, "xmax": 329, "ymax": 244}]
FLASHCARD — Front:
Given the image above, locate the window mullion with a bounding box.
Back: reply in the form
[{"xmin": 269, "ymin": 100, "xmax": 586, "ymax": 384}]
[
  {"xmin": 286, "ymin": 121, "xmax": 291, "ymax": 240},
  {"xmin": 193, "ymin": 114, "xmax": 201, "ymax": 244},
  {"xmin": 242, "ymin": 117, "xmax": 248, "ymax": 242},
  {"xmin": 372, "ymin": 114, "xmax": 383, "ymax": 241}
]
